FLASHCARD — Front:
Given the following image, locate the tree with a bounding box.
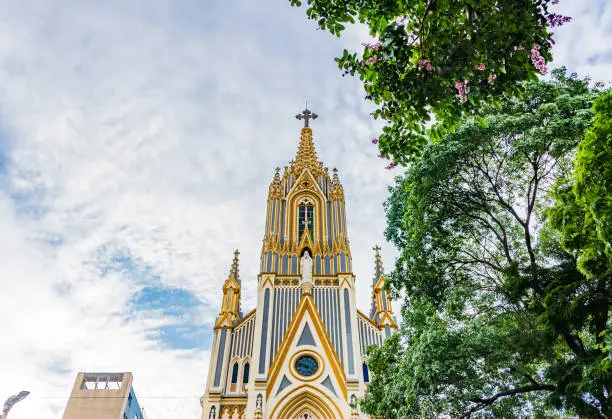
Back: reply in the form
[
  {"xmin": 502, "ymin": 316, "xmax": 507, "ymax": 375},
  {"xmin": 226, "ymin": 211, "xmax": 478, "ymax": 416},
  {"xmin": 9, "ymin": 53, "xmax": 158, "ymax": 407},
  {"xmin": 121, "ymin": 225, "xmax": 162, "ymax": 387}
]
[
  {"xmin": 289, "ymin": 0, "xmax": 571, "ymax": 163},
  {"xmin": 363, "ymin": 70, "xmax": 609, "ymax": 417},
  {"xmin": 545, "ymin": 91, "xmax": 612, "ymax": 412}
]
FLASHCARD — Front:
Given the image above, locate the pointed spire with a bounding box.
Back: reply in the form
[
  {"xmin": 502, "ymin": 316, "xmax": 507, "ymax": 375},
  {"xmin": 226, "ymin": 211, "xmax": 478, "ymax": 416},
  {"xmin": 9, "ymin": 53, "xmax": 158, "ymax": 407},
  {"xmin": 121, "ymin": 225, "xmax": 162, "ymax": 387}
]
[
  {"xmin": 332, "ymin": 168, "xmax": 340, "ymax": 184},
  {"xmin": 230, "ymin": 249, "xmax": 240, "ymax": 285},
  {"xmin": 370, "ymin": 245, "xmax": 385, "ymax": 320},
  {"xmin": 329, "ymin": 167, "xmax": 345, "ymax": 200},
  {"xmin": 268, "ymin": 167, "xmax": 283, "ymax": 199},
  {"xmin": 291, "ymin": 108, "xmax": 322, "ymax": 176},
  {"xmin": 372, "ymin": 245, "xmax": 383, "ymax": 286}
]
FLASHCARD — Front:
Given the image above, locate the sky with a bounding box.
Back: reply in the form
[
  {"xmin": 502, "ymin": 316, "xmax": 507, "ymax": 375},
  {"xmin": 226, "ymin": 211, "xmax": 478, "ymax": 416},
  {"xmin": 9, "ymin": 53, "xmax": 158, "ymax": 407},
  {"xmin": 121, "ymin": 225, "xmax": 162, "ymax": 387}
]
[{"xmin": 0, "ymin": 1, "xmax": 610, "ymax": 418}]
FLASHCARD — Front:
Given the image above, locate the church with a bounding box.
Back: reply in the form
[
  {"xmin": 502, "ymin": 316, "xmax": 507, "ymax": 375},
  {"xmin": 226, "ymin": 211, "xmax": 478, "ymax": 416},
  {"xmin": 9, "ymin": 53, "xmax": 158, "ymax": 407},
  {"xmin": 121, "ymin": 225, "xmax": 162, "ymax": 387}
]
[{"xmin": 200, "ymin": 109, "xmax": 397, "ymax": 419}]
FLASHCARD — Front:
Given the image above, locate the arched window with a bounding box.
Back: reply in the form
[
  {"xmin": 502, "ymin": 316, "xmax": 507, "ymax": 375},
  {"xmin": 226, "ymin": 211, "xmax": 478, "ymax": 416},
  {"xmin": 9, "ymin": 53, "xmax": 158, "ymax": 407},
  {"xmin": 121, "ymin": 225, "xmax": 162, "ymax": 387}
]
[
  {"xmin": 231, "ymin": 362, "xmax": 239, "ymax": 384},
  {"xmin": 209, "ymin": 405, "xmax": 216, "ymax": 419},
  {"xmin": 242, "ymin": 362, "xmax": 250, "ymax": 383},
  {"xmin": 362, "ymin": 362, "xmax": 370, "ymax": 383},
  {"xmin": 298, "ymin": 199, "xmax": 314, "ymax": 239}
]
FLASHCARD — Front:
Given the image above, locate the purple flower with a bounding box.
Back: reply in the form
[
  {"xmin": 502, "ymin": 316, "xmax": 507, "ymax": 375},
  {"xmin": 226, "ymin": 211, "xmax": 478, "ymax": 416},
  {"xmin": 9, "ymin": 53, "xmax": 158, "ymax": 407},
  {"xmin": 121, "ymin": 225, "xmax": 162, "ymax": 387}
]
[
  {"xmin": 528, "ymin": 44, "xmax": 548, "ymax": 75},
  {"xmin": 455, "ymin": 80, "xmax": 469, "ymax": 103},
  {"xmin": 363, "ymin": 41, "xmax": 381, "ymax": 50},
  {"xmin": 371, "ymin": 138, "xmax": 379, "ymax": 144},
  {"xmin": 547, "ymin": 13, "xmax": 572, "ymax": 27},
  {"xmin": 418, "ymin": 59, "xmax": 433, "ymax": 71},
  {"xmin": 385, "ymin": 161, "xmax": 397, "ymax": 170}
]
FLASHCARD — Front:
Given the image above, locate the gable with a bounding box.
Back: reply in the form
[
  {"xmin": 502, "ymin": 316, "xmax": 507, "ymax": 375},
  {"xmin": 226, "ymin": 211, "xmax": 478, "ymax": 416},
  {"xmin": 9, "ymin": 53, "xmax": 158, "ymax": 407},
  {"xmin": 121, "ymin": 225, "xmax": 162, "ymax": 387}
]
[{"xmin": 267, "ymin": 293, "xmax": 346, "ymax": 399}]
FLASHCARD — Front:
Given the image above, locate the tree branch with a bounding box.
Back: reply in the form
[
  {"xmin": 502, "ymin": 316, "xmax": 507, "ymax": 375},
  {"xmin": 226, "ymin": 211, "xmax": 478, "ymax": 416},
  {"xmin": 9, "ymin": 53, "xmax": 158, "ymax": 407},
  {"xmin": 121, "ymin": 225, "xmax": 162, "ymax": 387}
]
[{"xmin": 461, "ymin": 384, "xmax": 556, "ymax": 418}]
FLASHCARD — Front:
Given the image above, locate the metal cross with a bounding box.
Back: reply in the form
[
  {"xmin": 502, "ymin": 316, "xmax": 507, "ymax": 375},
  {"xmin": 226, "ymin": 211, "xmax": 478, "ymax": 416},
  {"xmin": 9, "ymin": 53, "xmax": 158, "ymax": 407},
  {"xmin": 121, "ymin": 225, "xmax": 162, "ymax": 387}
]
[
  {"xmin": 373, "ymin": 245, "xmax": 381, "ymax": 254},
  {"xmin": 295, "ymin": 108, "xmax": 318, "ymax": 127},
  {"xmin": 302, "ymin": 215, "xmax": 312, "ymax": 231}
]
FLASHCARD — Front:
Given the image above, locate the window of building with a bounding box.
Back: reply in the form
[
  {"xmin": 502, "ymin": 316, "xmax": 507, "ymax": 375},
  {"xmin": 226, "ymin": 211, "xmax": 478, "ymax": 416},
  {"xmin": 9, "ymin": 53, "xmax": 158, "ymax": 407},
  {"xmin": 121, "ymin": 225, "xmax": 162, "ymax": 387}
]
[
  {"xmin": 243, "ymin": 362, "xmax": 250, "ymax": 383},
  {"xmin": 362, "ymin": 362, "xmax": 370, "ymax": 383},
  {"xmin": 298, "ymin": 200, "xmax": 314, "ymax": 239},
  {"xmin": 231, "ymin": 362, "xmax": 239, "ymax": 384}
]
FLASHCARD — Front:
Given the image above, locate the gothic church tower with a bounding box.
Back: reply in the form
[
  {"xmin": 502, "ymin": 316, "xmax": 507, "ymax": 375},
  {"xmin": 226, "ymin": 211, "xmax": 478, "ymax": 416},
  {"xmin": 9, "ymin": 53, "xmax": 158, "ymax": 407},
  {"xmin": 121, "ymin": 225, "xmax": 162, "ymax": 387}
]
[{"xmin": 200, "ymin": 109, "xmax": 397, "ymax": 419}]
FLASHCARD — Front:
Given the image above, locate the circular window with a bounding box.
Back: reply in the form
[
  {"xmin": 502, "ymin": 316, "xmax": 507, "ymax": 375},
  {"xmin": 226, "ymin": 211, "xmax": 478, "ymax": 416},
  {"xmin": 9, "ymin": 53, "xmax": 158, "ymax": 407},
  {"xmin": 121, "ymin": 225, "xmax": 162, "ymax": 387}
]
[{"xmin": 295, "ymin": 355, "xmax": 319, "ymax": 377}]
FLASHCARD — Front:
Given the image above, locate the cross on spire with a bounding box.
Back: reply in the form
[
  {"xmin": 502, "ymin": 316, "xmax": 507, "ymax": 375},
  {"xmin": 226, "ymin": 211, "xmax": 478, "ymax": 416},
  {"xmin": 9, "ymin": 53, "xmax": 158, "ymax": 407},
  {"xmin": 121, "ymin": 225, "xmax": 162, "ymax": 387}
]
[
  {"xmin": 295, "ymin": 108, "xmax": 318, "ymax": 128},
  {"xmin": 373, "ymin": 245, "xmax": 382, "ymax": 254}
]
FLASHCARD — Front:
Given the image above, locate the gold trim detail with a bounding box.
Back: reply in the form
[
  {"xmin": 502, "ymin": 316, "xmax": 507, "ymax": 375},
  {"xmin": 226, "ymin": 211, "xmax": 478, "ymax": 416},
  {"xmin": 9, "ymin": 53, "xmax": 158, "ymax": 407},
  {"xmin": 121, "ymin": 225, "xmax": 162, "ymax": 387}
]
[
  {"xmin": 270, "ymin": 384, "xmax": 344, "ymax": 419},
  {"xmin": 288, "ymin": 350, "xmax": 325, "ymax": 382},
  {"xmin": 266, "ymin": 294, "xmax": 347, "ymax": 399}
]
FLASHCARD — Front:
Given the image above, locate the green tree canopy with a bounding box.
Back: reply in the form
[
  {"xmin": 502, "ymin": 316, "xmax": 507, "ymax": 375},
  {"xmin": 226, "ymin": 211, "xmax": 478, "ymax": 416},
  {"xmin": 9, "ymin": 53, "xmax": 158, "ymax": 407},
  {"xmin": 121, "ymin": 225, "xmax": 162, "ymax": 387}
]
[
  {"xmin": 290, "ymin": 0, "xmax": 571, "ymax": 163},
  {"xmin": 363, "ymin": 70, "xmax": 610, "ymax": 418}
]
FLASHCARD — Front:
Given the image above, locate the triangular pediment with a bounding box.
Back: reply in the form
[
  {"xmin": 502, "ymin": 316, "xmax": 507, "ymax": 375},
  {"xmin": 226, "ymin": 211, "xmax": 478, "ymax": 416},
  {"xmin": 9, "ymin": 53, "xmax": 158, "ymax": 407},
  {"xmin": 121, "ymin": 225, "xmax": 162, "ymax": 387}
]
[
  {"xmin": 297, "ymin": 226, "xmax": 315, "ymax": 252},
  {"xmin": 267, "ymin": 294, "xmax": 346, "ymax": 399},
  {"xmin": 223, "ymin": 275, "xmax": 240, "ymax": 291},
  {"xmin": 378, "ymin": 311, "xmax": 398, "ymax": 329},
  {"xmin": 287, "ymin": 168, "xmax": 325, "ymax": 199},
  {"xmin": 213, "ymin": 313, "xmax": 234, "ymax": 329},
  {"xmin": 374, "ymin": 275, "xmax": 386, "ymax": 291}
]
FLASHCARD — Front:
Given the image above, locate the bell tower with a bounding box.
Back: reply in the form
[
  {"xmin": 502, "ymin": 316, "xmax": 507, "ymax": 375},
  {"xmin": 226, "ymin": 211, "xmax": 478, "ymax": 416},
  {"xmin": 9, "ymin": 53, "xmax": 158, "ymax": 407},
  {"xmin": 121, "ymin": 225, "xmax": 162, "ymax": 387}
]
[
  {"xmin": 200, "ymin": 108, "xmax": 394, "ymax": 419},
  {"xmin": 260, "ymin": 111, "xmax": 351, "ymax": 282}
]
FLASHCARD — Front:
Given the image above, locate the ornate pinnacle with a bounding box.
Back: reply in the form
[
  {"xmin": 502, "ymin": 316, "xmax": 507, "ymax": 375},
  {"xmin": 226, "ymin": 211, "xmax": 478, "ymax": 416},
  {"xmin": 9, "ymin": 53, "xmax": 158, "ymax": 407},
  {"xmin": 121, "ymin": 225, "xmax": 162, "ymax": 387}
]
[
  {"xmin": 372, "ymin": 245, "xmax": 384, "ymax": 285},
  {"xmin": 230, "ymin": 249, "xmax": 240, "ymax": 282},
  {"xmin": 291, "ymin": 120, "xmax": 321, "ymax": 176},
  {"xmin": 268, "ymin": 167, "xmax": 283, "ymax": 199}
]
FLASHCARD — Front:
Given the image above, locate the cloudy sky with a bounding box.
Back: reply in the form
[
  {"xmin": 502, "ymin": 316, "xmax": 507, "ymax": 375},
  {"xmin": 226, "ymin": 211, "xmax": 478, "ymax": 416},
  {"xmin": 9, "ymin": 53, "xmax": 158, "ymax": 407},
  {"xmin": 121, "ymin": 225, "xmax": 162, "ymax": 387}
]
[{"xmin": 0, "ymin": 1, "xmax": 610, "ymax": 418}]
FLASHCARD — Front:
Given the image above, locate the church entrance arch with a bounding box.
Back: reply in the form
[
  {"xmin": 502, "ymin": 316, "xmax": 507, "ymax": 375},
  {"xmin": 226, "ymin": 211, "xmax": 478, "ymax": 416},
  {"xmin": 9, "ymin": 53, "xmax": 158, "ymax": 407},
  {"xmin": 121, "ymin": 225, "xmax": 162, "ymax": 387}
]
[{"xmin": 271, "ymin": 386, "xmax": 342, "ymax": 419}]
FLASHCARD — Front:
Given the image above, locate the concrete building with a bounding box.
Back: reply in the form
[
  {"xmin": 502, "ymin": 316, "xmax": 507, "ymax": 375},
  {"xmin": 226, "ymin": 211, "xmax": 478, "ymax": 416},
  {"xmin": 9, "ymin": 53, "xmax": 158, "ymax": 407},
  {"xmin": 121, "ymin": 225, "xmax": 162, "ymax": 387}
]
[
  {"xmin": 63, "ymin": 372, "xmax": 145, "ymax": 419},
  {"xmin": 200, "ymin": 108, "xmax": 398, "ymax": 419}
]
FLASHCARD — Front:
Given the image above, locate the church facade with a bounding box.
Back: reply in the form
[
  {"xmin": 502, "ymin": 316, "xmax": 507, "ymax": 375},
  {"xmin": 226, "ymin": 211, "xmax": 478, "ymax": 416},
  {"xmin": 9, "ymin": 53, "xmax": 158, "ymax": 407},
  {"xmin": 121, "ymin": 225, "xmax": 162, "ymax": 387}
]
[{"xmin": 200, "ymin": 110, "xmax": 397, "ymax": 419}]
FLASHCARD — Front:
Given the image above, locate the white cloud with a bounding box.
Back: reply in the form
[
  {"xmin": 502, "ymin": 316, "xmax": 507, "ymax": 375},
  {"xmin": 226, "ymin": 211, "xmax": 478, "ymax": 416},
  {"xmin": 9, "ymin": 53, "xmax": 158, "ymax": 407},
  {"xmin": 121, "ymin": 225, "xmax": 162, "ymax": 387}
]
[{"xmin": 0, "ymin": 0, "xmax": 609, "ymax": 418}]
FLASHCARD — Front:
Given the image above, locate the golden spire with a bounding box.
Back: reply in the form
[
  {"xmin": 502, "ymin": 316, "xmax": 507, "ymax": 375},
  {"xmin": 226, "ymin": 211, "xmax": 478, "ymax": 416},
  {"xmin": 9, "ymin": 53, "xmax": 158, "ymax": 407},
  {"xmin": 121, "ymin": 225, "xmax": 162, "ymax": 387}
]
[
  {"xmin": 229, "ymin": 249, "xmax": 240, "ymax": 284},
  {"xmin": 268, "ymin": 167, "xmax": 283, "ymax": 199},
  {"xmin": 329, "ymin": 168, "xmax": 345, "ymax": 200},
  {"xmin": 291, "ymin": 108, "xmax": 322, "ymax": 176}
]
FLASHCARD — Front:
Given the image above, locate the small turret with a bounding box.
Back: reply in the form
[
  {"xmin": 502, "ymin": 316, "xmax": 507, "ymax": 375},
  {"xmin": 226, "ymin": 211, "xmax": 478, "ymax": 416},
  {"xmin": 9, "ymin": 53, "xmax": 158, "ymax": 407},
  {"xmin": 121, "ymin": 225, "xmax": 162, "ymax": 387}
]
[
  {"xmin": 214, "ymin": 250, "xmax": 242, "ymax": 329},
  {"xmin": 369, "ymin": 246, "xmax": 397, "ymax": 333}
]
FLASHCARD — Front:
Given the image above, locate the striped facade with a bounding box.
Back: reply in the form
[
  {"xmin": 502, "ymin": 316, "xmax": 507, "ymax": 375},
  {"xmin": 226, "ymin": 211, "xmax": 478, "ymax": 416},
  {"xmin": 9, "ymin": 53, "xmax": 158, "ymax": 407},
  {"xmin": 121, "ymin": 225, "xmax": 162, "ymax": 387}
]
[{"xmin": 201, "ymin": 115, "xmax": 397, "ymax": 419}]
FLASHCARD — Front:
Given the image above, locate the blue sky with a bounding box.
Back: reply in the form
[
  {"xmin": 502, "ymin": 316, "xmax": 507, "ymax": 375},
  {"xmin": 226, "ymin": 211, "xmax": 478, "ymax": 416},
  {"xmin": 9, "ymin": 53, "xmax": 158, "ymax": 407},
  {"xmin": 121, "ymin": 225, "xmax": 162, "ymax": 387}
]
[{"xmin": 0, "ymin": 0, "xmax": 610, "ymax": 418}]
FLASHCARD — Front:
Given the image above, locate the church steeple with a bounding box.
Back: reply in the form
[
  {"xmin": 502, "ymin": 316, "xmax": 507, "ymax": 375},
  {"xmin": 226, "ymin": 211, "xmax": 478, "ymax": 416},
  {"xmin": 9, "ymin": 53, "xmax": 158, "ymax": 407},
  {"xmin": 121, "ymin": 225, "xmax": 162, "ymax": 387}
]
[
  {"xmin": 290, "ymin": 117, "xmax": 321, "ymax": 177},
  {"xmin": 260, "ymin": 108, "xmax": 352, "ymax": 276}
]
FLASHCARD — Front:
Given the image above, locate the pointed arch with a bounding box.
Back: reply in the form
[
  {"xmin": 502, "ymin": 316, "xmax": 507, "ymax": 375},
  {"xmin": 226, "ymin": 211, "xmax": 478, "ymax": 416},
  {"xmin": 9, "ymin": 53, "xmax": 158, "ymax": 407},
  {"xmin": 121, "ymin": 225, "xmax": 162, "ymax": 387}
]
[{"xmin": 270, "ymin": 385, "xmax": 343, "ymax": 419}]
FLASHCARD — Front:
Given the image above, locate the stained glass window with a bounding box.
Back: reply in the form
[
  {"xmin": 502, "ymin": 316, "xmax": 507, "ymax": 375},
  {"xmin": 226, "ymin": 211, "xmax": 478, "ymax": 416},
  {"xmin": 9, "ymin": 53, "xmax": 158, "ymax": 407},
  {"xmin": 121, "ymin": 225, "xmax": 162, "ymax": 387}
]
[
  {"xmin": 295, "ymin": 355, "xmax": 318, "ymax": 377},
  {"xmin": 298, "ymin": 201, "xmax": 314, "ymax": 240}
]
